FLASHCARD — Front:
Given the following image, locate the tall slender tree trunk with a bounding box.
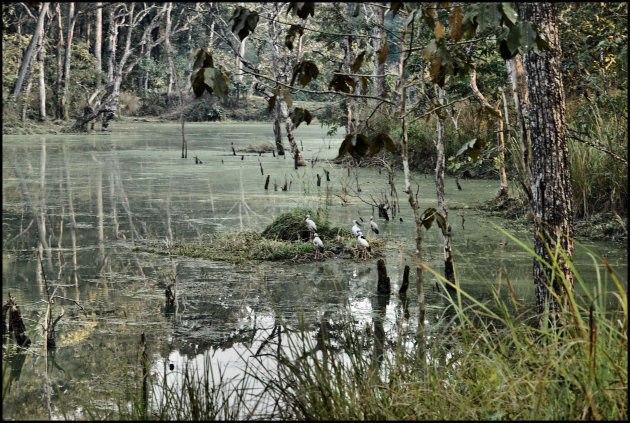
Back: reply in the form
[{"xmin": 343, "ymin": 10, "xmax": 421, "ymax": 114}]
[
  {"xmin": 94, "ymin": 2, "xmax": 102, "ymax": 77},
  {"xmin": 36, "ymin": 12, "xmax": 48, "ymax": 121},
  {"xmin": 371, "ymin": 4, "xmax": 386, "ymax": 100},
  {"xmin": 165, "ymin": 2, "xmax": 175, "ymax": 98},
  {"xmin": 435, "ymin": 88, "xmax": 455, "ymax": 286},
  {"xmin": 61, "ymin": 2, "xmax": 77, "ymax": 120},
  {"xmin": 521, "ymin": 2, "xmax": 574, "ymax": 320},
  {"xmin": 343, "ymin": 3, "xmax": 356, "ymax": 134},
  {"xmin": 55, "ymin": 2, "xmax": 64, "ymax": 119},
  {"xmin": 397, "ymin": 18, "xmax": 425, "ymax": 342},
  {"xmin": 21, "ymin": 64, "xmax": 34, "ymax": 121},
  {"xmin": 11, "ymin": 2, "xmax": 50, "ymax": 101}
]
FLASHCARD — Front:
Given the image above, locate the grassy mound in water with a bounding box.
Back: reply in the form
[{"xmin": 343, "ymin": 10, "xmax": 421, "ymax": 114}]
[
  {"xmin": 136, "ymin": 208, "xmax": 383, "ymax": 263},
  {"xmin": 261, "ymin": 207, "xmax": 351, "ymax": 241}
]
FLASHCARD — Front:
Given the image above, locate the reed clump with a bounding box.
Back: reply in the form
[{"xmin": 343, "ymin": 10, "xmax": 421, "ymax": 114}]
[
  {"xmin": 71, "ymin": 231, "xmax": 625, "ymax": 420},
  {"xmin": 250, "ymin": 232, "xmax": 627, "ymax": 420}
]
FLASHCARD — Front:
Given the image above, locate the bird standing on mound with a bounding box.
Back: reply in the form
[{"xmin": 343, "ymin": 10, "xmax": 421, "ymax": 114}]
[
  {"xmin": 370, "ymin": 216, "xmax": 379, "ymax": 235},
  {"xmin": 352, "ymin": 219, "xmax": 362, "ymax": 237},
  {"xmin": 357, "ymin": 234, "xmax": 371, "ymax": 260},
  {"xmin": 305, "ymin": 214, "xmax": 317, "ymax": 241},
  {"xmin": 312, "ymin": 233, "xmax": 324, "ymax": 259}
]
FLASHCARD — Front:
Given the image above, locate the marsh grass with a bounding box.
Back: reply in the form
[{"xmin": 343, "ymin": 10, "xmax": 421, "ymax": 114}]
[
  {"xmin": 10, "ymin": 228, "xmax": 625, "ymax": 420},
  {"xmin": 249, "ymin": 227, "xmax": 628, "ymax": 420}
]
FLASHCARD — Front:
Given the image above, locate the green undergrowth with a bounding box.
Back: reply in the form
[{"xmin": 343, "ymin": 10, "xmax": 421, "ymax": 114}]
[{"xmin": 136, "ymin": 208, "xmax": 383, "ymax": 264}]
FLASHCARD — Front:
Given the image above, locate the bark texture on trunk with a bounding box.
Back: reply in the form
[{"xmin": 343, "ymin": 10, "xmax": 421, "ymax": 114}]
[
  {"xmin": 521, "ymin": 2, "xmax": 574, "ymax": 317},
  {"xmin": 371, "ymin": 4, "xmax": 386, "ymax": 100},
  {"xmin": 273, "ymin": 101, "xmax": 285, "ymax": 155}
]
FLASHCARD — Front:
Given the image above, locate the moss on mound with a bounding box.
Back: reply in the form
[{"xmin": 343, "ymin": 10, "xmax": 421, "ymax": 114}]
[
  {"xmin": 135, "ymin": 209, "xmax": 384, "ymax": 263},
  {"xmin": 261, "ymin": 207, "xmax": 352, "ymax": 241}
]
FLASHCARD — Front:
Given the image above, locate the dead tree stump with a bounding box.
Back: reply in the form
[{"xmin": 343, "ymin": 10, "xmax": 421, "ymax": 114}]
[
  {"xmin": 165, "ymin": 285, "xmax": 175, "ymax": 306},
  {"xmin": 2, "ymin": 300, "xmax": 10, "ymax": 336},
  {"xmin": 376, "ymin": 259, "xmax": 391, "ymax": 295},
  {"xmin": 399, "ymin": 265, "xmax": 410, "ymax": 295},
  {"xmin": 8, "ymin": 299, "xmax": 30, "ymax": 347}
]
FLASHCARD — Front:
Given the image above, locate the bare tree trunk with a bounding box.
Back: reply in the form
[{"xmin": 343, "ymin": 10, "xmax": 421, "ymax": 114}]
[
  {"xmin": 11, "ymin": 2, "xmax": 50, "ymax": 101},
  {"xmin": 273, "ymin": 101, "xmax": 285, "ymax": 155},
  {"xmin": 37, "ymin": 16, "xmax": 47, "ymax": 120},
  {"xmin": 237, "ymin": 37, "xmax": 246, "ymax": 83},
  {"xmin": 343, "ymin": 3, "xmax": 356, "ymax": 134},
  {"xmin": 470, "ymin": 64, "xmax": 508, "ymax": 198},
  {"xmin": 397, "ymin": 18, "xmax": 425, "ymax": 342},
  {"xmin": 496, "ymin": 99, "xmax": 509, "ymax": 198},
  {"xmin": 506, "ymin": 55, "xmax": 534, "ymax": 204},
  {"xmin": 61, "ymin": 2, "xmax": 77, "ymax": 120},
  {"xmin": 106, "ymin": 4, "xmax": 116, "ymax": 84},
  {"xmin": 21, "ymin": 69, "xmax": 34, "ymax": 121},
  {"xmin": 268, "ymin": 2, "xmax": 304, "ymax": 165},
  {"xmin": 521, "ymin": 2, "xmax": 574, "ymax": 320},
  {"xmin": 371, "ymin": 4, "xmax": 386, "ymax": 100},
  {"xmin": 165, "ymin": 2, "xmax": 174, "ymax": 98},
  {"xmin": 434, "ymin": 88, "xmax": 455, "ymax": 286},
  {"xmin": 94, "ymin": 2, "xmax": 102, "ymax": 76},
  {"xmin": 55, "ymin": 2, "xmax": 64, "ymax": 119}
]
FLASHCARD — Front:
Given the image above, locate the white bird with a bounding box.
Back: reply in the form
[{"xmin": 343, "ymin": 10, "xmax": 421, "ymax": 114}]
[
  {"xmin": 305, "ymin": 214, "xmax": 317, "ymax": 240},
  {"xmin": 351, "ymin": 219, "xmax": 362, "ymax": 237},
  {"xmin": 370, "ymin": 216, "xmax": 379, "ymax": 235},
  {"xmin": 312, "ymin": 233, "xmax": 324, "ymax": 259},
  {"xmin": 356, "ymin": 234, "xmax": 371, "ymax": 260}
]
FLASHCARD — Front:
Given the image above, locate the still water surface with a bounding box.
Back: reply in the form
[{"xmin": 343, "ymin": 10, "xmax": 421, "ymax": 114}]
[{"xmin": 2, "ymin": 122, "xmax": 626, "ymax": 419}]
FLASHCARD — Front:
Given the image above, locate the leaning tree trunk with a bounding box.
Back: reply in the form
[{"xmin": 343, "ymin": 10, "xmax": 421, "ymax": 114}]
[
  {"xmin": 521, "ymin": 2, "xmax": 574, "ymax": 320},
  {"xmin": 11, "ymin": 2, "xmax": 50, "ymax": 101}
]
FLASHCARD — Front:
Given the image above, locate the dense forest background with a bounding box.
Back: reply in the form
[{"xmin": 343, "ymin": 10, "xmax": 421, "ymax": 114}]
[{"xmin": 2, "ymin": 2, "xmax": 627, "ymax": 222}]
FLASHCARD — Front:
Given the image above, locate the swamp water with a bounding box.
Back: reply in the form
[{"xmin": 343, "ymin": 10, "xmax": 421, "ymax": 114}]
[{"xmin": 2, "ymin": 122, "xmax": 627, "ymax": 419}]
